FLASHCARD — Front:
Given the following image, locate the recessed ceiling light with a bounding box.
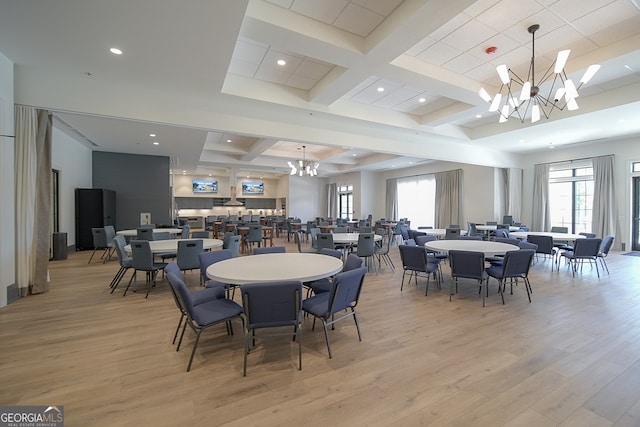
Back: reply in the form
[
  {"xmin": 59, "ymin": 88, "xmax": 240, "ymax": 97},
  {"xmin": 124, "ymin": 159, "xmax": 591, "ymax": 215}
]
[
  {"xmin": 226, "ymin": 139, "xmax": 232, "ymax": 143},
  {"xmin": 109, "ymin": 47, "xmax": 123, "ymax": 55},
  {"xmin": 624, "ymin": 65, "xmax": 633, "ymax": 71},
  {"xmin": 182, "ymin": 170, "xmax": 186, "ymax": 174},
  {"xmin": 149, "ymin": 133, "xmax": 156, "ymax": 137},
  {"xmin": 152, "ymin": 141, "xmax": 159, "ymax": 146},
  {"xmin": 418, "ymin": 98, "xmax": 426, "ymax": 103},
  {"xmin": 475, "ymin": 114, "xmax": 482, "ymax": 118},
  {"xmin": 377, "ymin": 87, "xmax": 384, "ymax": 92},
  {"xmin": 277, "ymin": 59, "xmax": 286, "ymax": 66},
  {"xmin": 208, "ymin": 174, "xmax": 212, "ymax": 177},
  {"xmin": 352, "ymin": 153, "xmax": 357, "ymax": 156}
]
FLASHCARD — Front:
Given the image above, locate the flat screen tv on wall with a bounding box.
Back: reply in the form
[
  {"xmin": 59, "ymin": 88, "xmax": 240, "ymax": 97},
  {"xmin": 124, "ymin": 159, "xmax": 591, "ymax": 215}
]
[
  {"xmin": 242, "ymin": 181, "xmax": 264, "ymax": 194},
  {"xmin": 192, "ymin": 179, "xmax": 217, "ymax": 193}
]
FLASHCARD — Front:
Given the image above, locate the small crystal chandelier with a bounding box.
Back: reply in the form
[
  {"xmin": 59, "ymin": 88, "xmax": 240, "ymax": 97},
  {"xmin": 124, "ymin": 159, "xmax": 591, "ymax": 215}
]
[
  {"xmin": 478, "ymin": 24, "xmax": 600, "ymax": 124},
  {"xmin": 288, "ymin": 145, "xmax": 319, "ymax": 177}
]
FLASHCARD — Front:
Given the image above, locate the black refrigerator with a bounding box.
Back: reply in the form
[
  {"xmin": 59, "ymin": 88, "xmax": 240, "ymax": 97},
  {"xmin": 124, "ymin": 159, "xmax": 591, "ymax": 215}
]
[{"xmin": 75, "ymin": 188, "xmax": 116, "ymax": 250}]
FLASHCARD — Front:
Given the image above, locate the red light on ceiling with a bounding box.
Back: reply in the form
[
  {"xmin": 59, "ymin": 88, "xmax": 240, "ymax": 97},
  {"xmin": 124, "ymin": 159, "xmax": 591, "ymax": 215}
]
[{"xmin": 485, "ymin": 46, "xmax": 497, "ymax": 54}]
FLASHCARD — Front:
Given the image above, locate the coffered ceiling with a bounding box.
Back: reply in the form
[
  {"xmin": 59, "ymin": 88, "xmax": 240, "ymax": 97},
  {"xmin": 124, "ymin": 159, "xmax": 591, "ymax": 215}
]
[{"xmin": 1, "ymin": 0, "xmax": 639, "ymax": 178}]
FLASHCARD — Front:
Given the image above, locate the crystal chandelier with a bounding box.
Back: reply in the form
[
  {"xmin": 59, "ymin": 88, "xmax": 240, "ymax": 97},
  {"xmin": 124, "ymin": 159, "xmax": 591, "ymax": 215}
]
[
  {"xmin": 478, "ymin": 24, "xmax": 600, "ymax": 124},
  {"xmin": 288, "ymin": 145, "xmax": 319, "ymax": 176}
]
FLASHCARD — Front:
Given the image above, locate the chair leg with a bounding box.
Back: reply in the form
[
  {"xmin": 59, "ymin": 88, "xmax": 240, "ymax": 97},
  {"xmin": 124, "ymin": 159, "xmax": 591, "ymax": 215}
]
[
  {"xmin": 123, "ymin": 270, "xmax": 137, "ymax": 296},
  {"xmin": 109, "ymin": 266, "xmax": 125, "ymax": 288},
  {"xmin": 173, "ymin": 315, "xmax": 184, "ymax": 344},
  {"xmin": 243, "ymin": 329, "xmax": 250, "ymax": 376},
  {"xmin": 110, "ymin": 267, "xmax": 131, "ymax": 294},
  {"xmin": 352, "ymin": 309, "xmax": 362, "ymax": 342},
  {"xmin": 88, "ymin": 248, "xmax": 98, "ymax": 264},
  {"xmin": 176, "ymin": 320, "xmax": 188, "ymax": 351},
  {"xmin": 322, "ymin": 319, "xmax": 333, "ymax": 359},
  {"xmin": 524, "ymin": 278, "xmax": 532, "ymax": 302},
  {"xmin": 145, "ymin": 270, "xmax": 158, "ymax": 298},
  {"xmin": 187, "ymin": 329, "xmax": 203, "ymax": 372},
  {"xmin": 296, "ymin": 324, "xmax": 302, "ymax": 371}
]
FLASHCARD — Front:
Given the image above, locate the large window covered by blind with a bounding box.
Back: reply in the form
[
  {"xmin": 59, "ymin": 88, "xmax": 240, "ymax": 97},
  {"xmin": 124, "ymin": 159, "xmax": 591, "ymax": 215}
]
[{"xmin": 397, "ymin": 174, "xmax": 435, "ymax": 228}]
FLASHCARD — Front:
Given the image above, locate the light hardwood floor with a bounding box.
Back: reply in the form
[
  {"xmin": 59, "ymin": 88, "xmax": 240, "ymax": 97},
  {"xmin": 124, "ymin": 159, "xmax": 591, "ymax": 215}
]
[{"xmin": 1, "ymin": 237, "xmax": 640, "ymax": 426}]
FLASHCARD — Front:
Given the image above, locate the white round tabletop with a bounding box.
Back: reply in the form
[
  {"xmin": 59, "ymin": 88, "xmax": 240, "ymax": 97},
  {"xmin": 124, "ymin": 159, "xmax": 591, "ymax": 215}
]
[
  {"xmin": 332, "ymin": 233, "xmax": 383, "ymax": 244},
  {"xmin": 424, "ymin": 240, "xmax": 520, "ymax": 256},
  {"xmin": 125, "ymin": 238, "xmax": 223, "ymax": 254},
  {"xmin": 116, "ymin": 228, "xmax": 183, "ymax": 237},
  {"xmin": 206, "ymin": 253, "xmax": 344, "ymax": 285},
  {"xmin": 510, "ymin": 231, "xmax": 586, "ymax": 241},
  {"xmin": 421, "ymin": 228, "xmax": 468, "ymax": 237},
  {"xmin": 476, "ymin": 225, "xmax": 521, "ymax": 232}
]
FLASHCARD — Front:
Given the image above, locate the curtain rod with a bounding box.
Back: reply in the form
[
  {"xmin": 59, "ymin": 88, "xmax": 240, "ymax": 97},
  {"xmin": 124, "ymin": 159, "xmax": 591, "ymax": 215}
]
[
  {"xmin": 386, "ymin": 168, "xmax": 462, "ymax": 180},
  {"xmin": 535, "ymin": 154, "xmax": 614, "ymax": 166},
  {"xmin": 1, "ymin": 134, "xmax": 15, "ymax": 138}
]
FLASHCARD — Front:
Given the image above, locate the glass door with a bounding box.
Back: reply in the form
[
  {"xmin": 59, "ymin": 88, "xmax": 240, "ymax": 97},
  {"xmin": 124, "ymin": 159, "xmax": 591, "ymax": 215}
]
[{"xmin": 633, "ymin": 176, "xmax": 640, "ymax": 251}]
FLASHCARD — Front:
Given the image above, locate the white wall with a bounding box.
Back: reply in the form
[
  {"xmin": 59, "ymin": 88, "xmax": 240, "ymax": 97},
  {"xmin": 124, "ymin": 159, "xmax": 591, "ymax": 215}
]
[
  {"xmin": 0, "ymin": 51, "xmax": 15, "ymax": 307},
  {"xmin": 51, "ymin": 127, "xmax": 92, "ymax": 248},
  {"xmin": 359, "ymin": 171, "xmax": 377, "ymax": 220},
  {"xmin": 520, "ymin": 136, "xmax": 640, "ymax": 250},
  {"xmin": 288, "ymin": 175, "xmax": 326, "ymax": 222}
]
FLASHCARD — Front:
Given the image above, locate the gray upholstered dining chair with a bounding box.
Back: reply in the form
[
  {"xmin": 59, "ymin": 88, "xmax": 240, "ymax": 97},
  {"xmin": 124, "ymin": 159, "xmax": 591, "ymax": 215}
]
[
  {"xmin": 89, "ymin": 227, "xmax": 114, "ymax": 264},
  {"xmin": 110, "ymin": 234, "xmax": 133, "ymax": 293},
  {"xmin": 302, "ymin": 266, "xmax": 367, "ymax": 359},
  {"xmin": 448, "ymin": 250, "xmax": 489, "ymax": 306},
  {"xmin": 445, "ymin": 228, "xmax": 461, "ymax": 240},
  {"xmin": 190, "ymin": 230, "xmax": 210, "ymax": 238},
  {"xmin": 226, "ymin": 235, "xmax": 241, "ymax": 258},
  {"xmin": 167, "ymin": 270, "xmax": 243, "ymax": 372},
  {"xmin": 177, "ymin": 239, "xmax": 204, "ymax": 276},
  {"xmin": 241, "ymin": 281, "xmax": 303, "ymax": 376},
  {"xmin": 597, "ymin": 235, "xmax": 615, "ymax": 274},
  {"xmin": 198, "ymin": 249, "xmax": 236, "ymax": 297},
  {"xmin": 136, "ymin": 227, "xmax": 154, "ymax": 241},
  {"xmin": 316, "ymin": 233, "xmax": 335, "ymax": 253},
  {"xmin": 559, "ymin": 238, "xmax": 602, "ymax": 277},
  {"xmin": 486, "ymin": 249, "xmax": 535, "ymax": 305},
  {"xmin": 353, "ymin": 232, "xmax": 377, "ymax": 275},
  {"xmin": 124, "ymin": 240, "xmax": 167, "ymax": 298},
  {"xmin": 295, "ymin": 230, "xmax": 316, "ymax": 254},
  {"xmin": 398, "ymin": 244, "xmax": 440, "ymax": 295},
  {"xmin": 253, "ymin": 246, "xmax": 286, "ymax": 255},
  {"xmin": 165, "ymin": 262, "xmax": 224, "ymax": 346}
]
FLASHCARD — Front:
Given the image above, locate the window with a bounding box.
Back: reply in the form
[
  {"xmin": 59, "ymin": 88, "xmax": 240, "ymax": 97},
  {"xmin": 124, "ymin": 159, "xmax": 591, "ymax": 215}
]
[
  {"xmin": 51, "ymin": 169, "xmax": 60, "ymax": 233},
  {"xmin": 397, "ymin": 174, "xmax": 435, "ymax": 228},
  {"xmin": 338, "ymin": 185, "xmax": 353, "ymax": 219},
  {"xmin": 549, "ymin": 162, "xmax": 593, "ymax": 233}
]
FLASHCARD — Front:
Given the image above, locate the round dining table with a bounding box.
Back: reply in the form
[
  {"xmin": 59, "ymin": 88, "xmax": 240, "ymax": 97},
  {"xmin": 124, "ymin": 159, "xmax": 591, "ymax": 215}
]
[
  {"xmin": 116, "ymin": 228, "xmax": 183, "ymax": 237},
  {"xmin": 124, "ymin": 238, "xmax": 223, "ymax": 254},
  {"xmin": 424, "ymin": 239, "xmax": 519, "ymax": 256},
  {"xmin": 206, "ymin": 252, "xmax": 344, "ymax": 285},
  {"xmin": 332, "ymin": 233, "xmax": 383, "ymax": 245},
  {"xmin": 476, "ymin": 225, "xmax": 521, "ymax": 232},
  {"xmin": 510, "ymin": 231, "xmax": 586, "ymax": 241},
  {"xmin": 420, "ymin": 228, "xmax": 468, "ymax": 238}
]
